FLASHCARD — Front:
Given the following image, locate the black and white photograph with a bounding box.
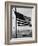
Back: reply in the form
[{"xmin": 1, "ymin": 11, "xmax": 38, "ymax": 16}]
[
  {"xmin": 12, "ymin": 7, "xmax": 32, "ymax": 38},
  {"xmin": 5, "ymin": 2, "xmax": 37, "ymax": 44}
]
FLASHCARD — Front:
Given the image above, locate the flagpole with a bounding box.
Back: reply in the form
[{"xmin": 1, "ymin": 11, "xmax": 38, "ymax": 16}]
[{"xmin": 15, "ymin": 7, "xmax": 17, "ymax": 38}]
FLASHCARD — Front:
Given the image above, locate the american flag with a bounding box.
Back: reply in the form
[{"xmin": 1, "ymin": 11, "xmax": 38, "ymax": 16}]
[
  {"xmin": 14, "ymin": 9, "xmax": 32, "ymax": 27},
  {"xmin": 16, "ymin": 17, "xmax": 32, "ymax": 27}
]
